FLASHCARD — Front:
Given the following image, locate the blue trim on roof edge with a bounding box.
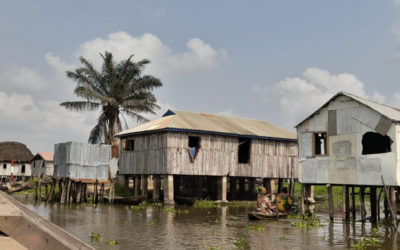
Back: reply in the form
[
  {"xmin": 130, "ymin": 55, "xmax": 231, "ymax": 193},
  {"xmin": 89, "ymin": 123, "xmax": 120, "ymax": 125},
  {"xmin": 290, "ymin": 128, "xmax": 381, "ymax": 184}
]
[
  {"xmin": 115, "ymin": 127, "xmax": 297, "ymax": 142},
  {"xmin": 162, "ymin": 110, "xmax": 175, "ymax": 117}
]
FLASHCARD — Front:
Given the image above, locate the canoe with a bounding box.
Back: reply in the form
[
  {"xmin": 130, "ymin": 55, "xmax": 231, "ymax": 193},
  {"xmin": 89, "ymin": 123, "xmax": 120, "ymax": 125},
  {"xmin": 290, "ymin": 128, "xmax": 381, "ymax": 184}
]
[{"xmin": 248, "ymin": 211, "xmax": 290, "ymax": 220}]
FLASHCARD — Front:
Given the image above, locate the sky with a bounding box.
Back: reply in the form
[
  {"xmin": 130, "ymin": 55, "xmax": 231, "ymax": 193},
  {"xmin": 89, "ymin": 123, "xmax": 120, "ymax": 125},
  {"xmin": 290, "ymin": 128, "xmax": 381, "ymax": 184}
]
[{"xmin": 1, "ymin": 0, "xmax": 400, "ymax": 153}]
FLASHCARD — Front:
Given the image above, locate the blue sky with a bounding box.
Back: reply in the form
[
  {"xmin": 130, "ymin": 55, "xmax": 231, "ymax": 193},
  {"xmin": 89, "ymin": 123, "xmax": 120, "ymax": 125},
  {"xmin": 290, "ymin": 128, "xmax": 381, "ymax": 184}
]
[{"xmin": 1, "ymin": 1, "xmax": 400, "ymax": 153}]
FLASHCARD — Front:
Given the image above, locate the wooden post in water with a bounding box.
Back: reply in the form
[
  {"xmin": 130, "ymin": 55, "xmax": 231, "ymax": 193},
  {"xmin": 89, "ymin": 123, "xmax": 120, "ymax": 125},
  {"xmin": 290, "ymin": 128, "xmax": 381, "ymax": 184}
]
[
  {"xmin": 351, "ymin": 186, "xmax": 356, "ymax": 220},
  {"xmin": 360, "ymin": 186, "xmax": 366, "ymax": 222},
  {"xmin": 153, "ymin": 175, "xmax": 161, "ymax": 201},
  {"xmin": 370, "ymin": 186, "xmax": 377, "ymax": 223},
  {"xmin": 327, "ymin": 184, "xmax": 334, "ymax": 221},
  {"xmin": 391, "ymin": 187, "xmax": 397, "ymax": 221},
  {"xmin": 141, "ymin": 175, "xmax": 148, "ymax": 198},
  {"xmin": 134, "ymin": 175, "xmax": 141, "ymax": 197},
  {"xmin": 76, "ymin": 183, "xmax": 81, "ymax": 203},
  {"xmin": 342, "ymin": 185, "xmax": 350, "ymax": 221},
  {"xmin": 60, "ymin": 179, "xmax": 66, "ymax": 204},
  {"xmin": 34, "ymin": 180, "xmax": 38, "ymax": 200},
  {"xmin": 300, "ymin": 184, "xmax": 305, "ymax": 214}
]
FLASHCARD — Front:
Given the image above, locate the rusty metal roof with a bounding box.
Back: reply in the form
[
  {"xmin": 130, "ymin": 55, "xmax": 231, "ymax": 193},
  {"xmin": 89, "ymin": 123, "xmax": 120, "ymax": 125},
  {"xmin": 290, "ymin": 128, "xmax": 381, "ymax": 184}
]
[
  {"xmin": 116, "ymin": 110, "xmax": 297, "ymax": 141},
  {"xmin": 296, "ymin": 91, "xmax": 400, "ymax": 127}
]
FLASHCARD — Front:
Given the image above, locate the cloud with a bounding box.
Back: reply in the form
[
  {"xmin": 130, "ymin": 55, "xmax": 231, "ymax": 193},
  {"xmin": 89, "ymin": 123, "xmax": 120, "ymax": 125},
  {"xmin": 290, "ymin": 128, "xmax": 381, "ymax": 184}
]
[
  {"xmin": 260, "ymin": 67, "xmax": 386, "ymax": 127},
  {"xmin": 0, "ymin": 66, "xmax": 45, "ymax": 93},
  {"xmin": 76, "ymin": 32, "xmax": 228, "ymax": 77},
  {"xmin": 0, "ymin": 31, "xmax": 227, "ymax": 152},
  {"xmin": 0, "ymin": 91, "xmax": 95, "ymax": 153}
]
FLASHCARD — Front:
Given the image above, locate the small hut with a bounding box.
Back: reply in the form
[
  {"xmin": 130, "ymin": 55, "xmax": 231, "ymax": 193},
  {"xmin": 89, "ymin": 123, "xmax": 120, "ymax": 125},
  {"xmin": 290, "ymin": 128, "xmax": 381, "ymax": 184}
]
[
  {"xmin": 0, "ymin": 141, "xmax": 33, "ymax": 181},
  {"xmin": 116, "ymin": 110, "xmax": 298, "ymax": 204},
  {"xmin": 297, "ymin": 92, "xmax": 400, "ymax": 222},
  {"xmin": 31, "ymin": 152, "xmax": 54, "ymax": 178}
]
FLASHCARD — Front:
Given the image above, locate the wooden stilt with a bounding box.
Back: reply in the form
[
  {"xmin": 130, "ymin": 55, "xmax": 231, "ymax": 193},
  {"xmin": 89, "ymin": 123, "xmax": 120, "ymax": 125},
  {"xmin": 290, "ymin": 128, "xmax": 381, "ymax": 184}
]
[
  {"xmin": 100, "ymin": 183, "xmax": 104, "ymax": 202},
  {"xmin": 391, "ymin": 187, "xmax": 397, "ymax": 222},
  {"xmin": 351, "ymin": 186, "xmax": 356, "ymax": 220},
  {"xmin": 239, "ymin": 178, "xmax": 245, "ymax": 194},
  {"xmin": 342, "ymin": 185, "xmax": 350, "ymax": 221},
  {"xmin": 370, "ymin": 186, "xmax": 377, "ymax": 223},
  {"xmin": 360, "ymin": 186, "xmax": 366, "ymax": 222},
  {"xmin": 300, "ymin": 184, "xmax": 305, "ymax": 214},
  {"xmin": 66, "ymin": 180, "xmax": 72, "ymax": 204},
  {"xmin": 60, "ymin": 179, "xmax": 66, "ymax": 204},
  {"xmin": 327, "ymin": 184, "xmax": 334, "ymax": 221},
  {"xmin": 230, "ymin": 177, "xmax": 237, "ymax": 200},
  {"xmin": 38, "ymin": 177, "xmax": 42, "ymax": 200},
  {"xmin": 76, "ymin": 183, "xmax": 82, "ymax": 203},
  {"xmin": 34, "ymin": 180, "xmax": 38, "ymax": 200},
  {"xmin": 384, "ymin": 192, "xmax": 390, "ymax": 219},
  {"xmin": 94, "ymin": 183, "xmax": 98, "ymax": 203}
]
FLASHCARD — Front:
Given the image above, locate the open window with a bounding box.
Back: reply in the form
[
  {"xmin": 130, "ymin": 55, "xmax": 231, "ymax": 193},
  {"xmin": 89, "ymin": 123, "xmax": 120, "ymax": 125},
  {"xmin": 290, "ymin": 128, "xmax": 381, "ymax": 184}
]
[
  {"xmin": 314, "ymin": 132, "xmax": 328, "ymax": 156},
  {"xmin": 188, "ymin": 136, "xmax": 200, "ymax": 148},
  {"xmin": 238, "ymin": 138, "xmax": 251, "ymax": 163},
  {"xmin": 21, "ymin": 165, "xmax": 25, "ymax": 174},
  {"xmin": 124, "ymin": 139, "xmax": 135, "ymax": 151},
  {"xmin": 3, "ymin": 164, "xmax": 6, "ymax": 169},
  {"xmin": 42, "ymin": 162, "xmax": 45, "ymax": 168},
  {"xmin": 362, "ymin": 132, "xmax": 391, "ymax": 155}
]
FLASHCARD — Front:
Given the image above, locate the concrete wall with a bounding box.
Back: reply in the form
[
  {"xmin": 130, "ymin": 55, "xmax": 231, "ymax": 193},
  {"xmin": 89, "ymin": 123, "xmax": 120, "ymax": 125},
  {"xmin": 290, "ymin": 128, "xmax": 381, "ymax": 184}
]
[
  {"xmin": 119, "ymin": 132, "xmax": 298, "ymax": 178},
  {"xmin": 298, "ymin": 95, "xmax": 398, "ymax": 186},
  {"xmin": 0, "ymin": 162, "xmax": 31, "ymax": 177}
]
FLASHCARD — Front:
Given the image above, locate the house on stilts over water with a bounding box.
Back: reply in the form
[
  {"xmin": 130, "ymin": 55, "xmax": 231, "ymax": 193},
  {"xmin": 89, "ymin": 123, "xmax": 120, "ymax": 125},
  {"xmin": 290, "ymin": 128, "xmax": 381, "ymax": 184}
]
[
  {"xmin": 116, "ymin": 109, "xmax": 298, "ymax": 204},
  {"xmin": 31, "ymin": 152, "xmax": 54, "ymax": 178},
  {"xmin": 0, "ymin": 141, "xmax": 33, "ymax": 182},
  {"xmin": 297, "ymin": 92, "xmax": 400, "ymax": 223}
]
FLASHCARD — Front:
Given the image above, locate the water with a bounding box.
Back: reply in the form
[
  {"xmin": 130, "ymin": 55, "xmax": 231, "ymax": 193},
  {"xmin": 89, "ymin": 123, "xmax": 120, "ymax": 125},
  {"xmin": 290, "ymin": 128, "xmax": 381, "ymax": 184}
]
[{"xmin": 13, "ymin": 195, "xmax": 400, "ymax": 249}]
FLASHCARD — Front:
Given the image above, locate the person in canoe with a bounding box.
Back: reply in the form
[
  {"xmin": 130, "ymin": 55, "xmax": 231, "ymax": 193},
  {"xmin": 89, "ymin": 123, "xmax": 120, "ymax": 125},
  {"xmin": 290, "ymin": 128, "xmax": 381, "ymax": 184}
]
[
  {"xmin": 276, "ymin": 187, "xmax": 293, "ymax": 213},
  {"xmin": 256, "ymin": 187, "xmax": 276, "ymax": 214}
]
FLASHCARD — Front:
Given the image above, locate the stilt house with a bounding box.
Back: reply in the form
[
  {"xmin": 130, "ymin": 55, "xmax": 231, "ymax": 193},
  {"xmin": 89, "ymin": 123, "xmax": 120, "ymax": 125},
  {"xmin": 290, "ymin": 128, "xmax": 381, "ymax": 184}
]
[
  {"xmin": 116, "ymin": 110, "xmax": 298, "ymax": 204},
  {"xmin": 0, "ymin": 141, "xmax": 33, "ymax": 181},
  {"xmin": 53, "ymin": 142, "xmax": 112, "ymax": 183},
  {"xmin": 31, "ymin": 152, "xmax": 54, "ymax": 178},
  {"xmin": 297, "ymin": 92, "xmax": 400, "ymax": 186}
]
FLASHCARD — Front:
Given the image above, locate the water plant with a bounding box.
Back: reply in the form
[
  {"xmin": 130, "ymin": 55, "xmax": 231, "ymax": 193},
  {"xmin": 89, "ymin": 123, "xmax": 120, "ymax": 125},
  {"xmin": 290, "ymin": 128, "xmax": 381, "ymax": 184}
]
[
  {"xmin": 290, "ymin": 215, "xmax": 322, "ymax": 228},
  {"xmin": 162, "ymin": 207, "xmax": 177, "ymax": 213},
  {"xmin": 123, "ymin": 220, "xmax": 129, "ymax": 225},
  {"xmin": 211, "ymin": 228, "xmax": 217, "ymax": 236},
  {"xmin": 148, "ymin": 220, "xmax": 157, "ymax": 225},
  {"xmin": 108, "ymin": 240, "xmax": 119, "ymax": 245},
  {"xmin": 279, "ymin": 236, "xmax": 286, "ymax": 240},
  {"xmin": 194, "ymin": 200, "xmax": 220, "ymax": 208},
  {"xmin": 90, "ymin": 230, "xmax": 103, "ymax": 241},
  {"xmin": 371, "ymin": 227, "xmax": 380, "ymax": 237},
  {"xmin": 352, "ymin": 237, "xmax": 380, "ymax": 249},
  {"xmin": 234, "ymin": 237, "xmax": 249, "ymax": 249},
  {"xmin": 204, "ymin": 246, "xmax": 221, "ymax": 250},
  {"xmin": 246, "ymin": 225, "xmax": 264, "ymax": 231}
]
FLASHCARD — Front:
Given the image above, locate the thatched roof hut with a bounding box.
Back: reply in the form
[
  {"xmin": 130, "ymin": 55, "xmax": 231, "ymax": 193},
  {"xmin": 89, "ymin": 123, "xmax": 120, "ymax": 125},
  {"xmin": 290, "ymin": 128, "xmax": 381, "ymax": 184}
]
[{"xmin": 0, "ymin": 141, "xmax": 33, "ymax": 163}]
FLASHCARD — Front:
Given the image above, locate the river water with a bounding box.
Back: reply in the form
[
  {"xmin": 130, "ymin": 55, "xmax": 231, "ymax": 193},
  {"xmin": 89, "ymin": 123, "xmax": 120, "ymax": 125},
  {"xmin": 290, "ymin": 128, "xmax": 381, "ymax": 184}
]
[{"xmin": 14, "ymin": 195, "xmax": 400, "ymax": 249}]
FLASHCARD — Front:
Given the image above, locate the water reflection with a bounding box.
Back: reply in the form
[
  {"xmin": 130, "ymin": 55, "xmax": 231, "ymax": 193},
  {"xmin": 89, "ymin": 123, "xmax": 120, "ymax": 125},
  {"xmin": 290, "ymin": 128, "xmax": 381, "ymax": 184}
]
[{"xmin": 13, "ymin": 195, "xmax": 400, "ymax": 249}]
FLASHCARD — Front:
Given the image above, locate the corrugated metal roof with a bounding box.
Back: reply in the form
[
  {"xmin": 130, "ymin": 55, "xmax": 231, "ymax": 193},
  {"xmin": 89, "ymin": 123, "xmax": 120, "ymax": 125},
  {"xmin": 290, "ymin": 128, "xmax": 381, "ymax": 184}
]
[
  {"xmin": 296, "ymin": 91, "xmax": 400, "ymax": 127},
  {"xmin": 116, "ymin": 109, "xmax": 297, "ymax": 141}
]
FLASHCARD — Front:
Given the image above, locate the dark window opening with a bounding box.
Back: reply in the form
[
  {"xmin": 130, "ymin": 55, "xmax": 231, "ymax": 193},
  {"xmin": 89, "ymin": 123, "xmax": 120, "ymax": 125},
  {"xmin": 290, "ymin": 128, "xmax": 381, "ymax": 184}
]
[
  {"xmin": 314, "ymin": 132, "xmax": 327, "ymax": 155},
  {"xmin": 188, "ymin": 136, "xmax": 200, "ymax": 148},
  {"xmin": 125, "ymin": 139, "xmax": 135, "ymax": 151},
  {"xmin": 42, "ymin": 162, "xmax": 45, "ymax": 168},
  {"xmin": 21, "ymin": 165, "xmax": 25, "ymax": 174},
  {"xmin": 362, "ymin": 132, "xmax": 392, "ymax": 155},
  {"xmin": 238, "ymin": 138, "xmax": 251, "ymax": 163},
  {"xmin": 3, "ymin": 164, "xmax": 6, "ymax": 169}
]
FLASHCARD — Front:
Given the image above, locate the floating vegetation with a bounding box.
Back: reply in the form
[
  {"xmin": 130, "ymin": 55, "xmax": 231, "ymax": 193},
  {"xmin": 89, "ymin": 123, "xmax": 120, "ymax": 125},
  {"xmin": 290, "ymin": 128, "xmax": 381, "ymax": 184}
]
[
  {"xmin": 90, "ymin": 230, "xmax": 103, "ymax": 241},
  {"xmin": 289, "ymin": 215, "xmax": 322, "ymax": 228},
  {"xmin": 151, "ymin": 202, "xmax": 163, "ymax": 207},
  {"xmin": 162, "ymin": 207, "xmax": 177, "ymax": 213},
  {"xmin": 148, "ymin": 220, "xmax": 157, "ymax": 225},
  {"xmin": 194, "ymin": 200, "xmax": 220, "ymax": 208},
  {"xmin": 371, "ymin": 228, "xmax": 380, "ymax": 237},
  {"xmin": 352, "ymin": 237, "xmax": 380, "ymax": 249},
  {"xmin": 234, "ymin": 237, "xmax": 249, "ymax": 249},
  {"xmin": 279, "ymin": 236, "xmax": 286, "ymax": 240},
  {"xmin": 108, "ymin": 240, "xmax": 119, "ymax": 245},
  {"xmin": 123, "ymin": 220, "xmax": 129, "ymax": 225},
  {"xmin": 246, "ymin": 225, "xmax": 264, "ymax": 231},
  {"xmin": 211, "ymin": 228, "xmax": 217, "ymax": 236},
  {"xmin": 227, "ymin": 201, "xmax": 256, "ymax": 208}
]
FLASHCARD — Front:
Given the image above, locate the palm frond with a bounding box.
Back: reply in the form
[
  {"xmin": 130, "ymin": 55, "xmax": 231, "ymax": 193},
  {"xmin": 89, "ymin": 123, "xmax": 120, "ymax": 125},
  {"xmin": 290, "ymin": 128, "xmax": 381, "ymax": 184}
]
[{"xmin": 60, "ymin": 101, "xmax": 100, "ymax": 111}]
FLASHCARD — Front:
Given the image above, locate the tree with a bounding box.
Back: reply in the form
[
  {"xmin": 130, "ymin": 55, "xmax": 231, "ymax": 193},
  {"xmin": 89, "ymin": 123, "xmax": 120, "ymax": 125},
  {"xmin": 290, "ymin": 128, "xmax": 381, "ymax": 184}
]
[{"xmin": 61, "ymin": 51, "xmax": 162, "ymax": 144}]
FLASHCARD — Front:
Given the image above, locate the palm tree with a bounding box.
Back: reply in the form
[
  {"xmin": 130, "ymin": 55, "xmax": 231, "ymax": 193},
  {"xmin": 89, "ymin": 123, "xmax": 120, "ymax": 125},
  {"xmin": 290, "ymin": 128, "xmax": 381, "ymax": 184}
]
[{"xmin": 61, "ymin": 51, "xmax": 162, "ymax": 144}]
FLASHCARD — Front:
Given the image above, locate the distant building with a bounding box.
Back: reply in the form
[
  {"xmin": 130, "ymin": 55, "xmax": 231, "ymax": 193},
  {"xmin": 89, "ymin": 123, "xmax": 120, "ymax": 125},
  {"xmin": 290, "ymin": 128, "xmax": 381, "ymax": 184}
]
[
  {"xmin": 53, "ymin": 142, "xmax": 112, "ymax": 183},
  {"xmin": 0, "ymin": 141, "xmax": 33, "ymax": 181},
  {"xmin": 116, "ymin": 109, "xmax": 298, "ymax": 204},
  {"xmin": 297, "ymin": 92, "xmax": 400, "ymax": 186},
  {"xmin": 31, "ymin": 152, "xmax": 54, "ymax": 178}
]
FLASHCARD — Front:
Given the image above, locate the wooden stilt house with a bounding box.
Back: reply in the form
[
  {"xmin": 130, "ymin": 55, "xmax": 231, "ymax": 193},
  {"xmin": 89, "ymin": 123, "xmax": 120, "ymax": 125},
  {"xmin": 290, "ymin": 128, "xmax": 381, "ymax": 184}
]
[
  {"xmin": 116, "ymin": 110, "xmax": 298, "ymax": 204},
  {"xmin": 0, "ymin": 141, "xmax": 33, "ymax": 181}
]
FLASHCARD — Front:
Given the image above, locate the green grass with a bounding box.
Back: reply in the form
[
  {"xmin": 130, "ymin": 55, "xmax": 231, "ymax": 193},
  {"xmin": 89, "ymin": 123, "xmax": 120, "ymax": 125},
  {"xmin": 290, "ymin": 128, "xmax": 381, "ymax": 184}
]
[{"xmin": 193, "ymin": 200, "xmax": 220, "ymax": 208}]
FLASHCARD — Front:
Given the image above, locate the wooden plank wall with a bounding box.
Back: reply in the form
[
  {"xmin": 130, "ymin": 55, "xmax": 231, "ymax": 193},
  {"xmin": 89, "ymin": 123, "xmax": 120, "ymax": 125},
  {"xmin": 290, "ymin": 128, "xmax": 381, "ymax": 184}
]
[
  {"xmin": 119, "ymin": 133, "xmax": 168, "ymax": 174},
  {"xmin": 119, "ymin": 132, "xmax": 298, "ymax": 178},
  {"xmin": 166, "ymin": 132, "xmax": 298, "ymax": 178}
]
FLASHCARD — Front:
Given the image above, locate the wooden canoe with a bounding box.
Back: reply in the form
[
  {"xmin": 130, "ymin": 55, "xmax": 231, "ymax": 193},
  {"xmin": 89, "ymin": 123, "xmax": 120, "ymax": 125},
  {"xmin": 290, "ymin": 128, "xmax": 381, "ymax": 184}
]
[{"xmin": 248, "ymin": 211, "xmax": 291, "ymax": 220}]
